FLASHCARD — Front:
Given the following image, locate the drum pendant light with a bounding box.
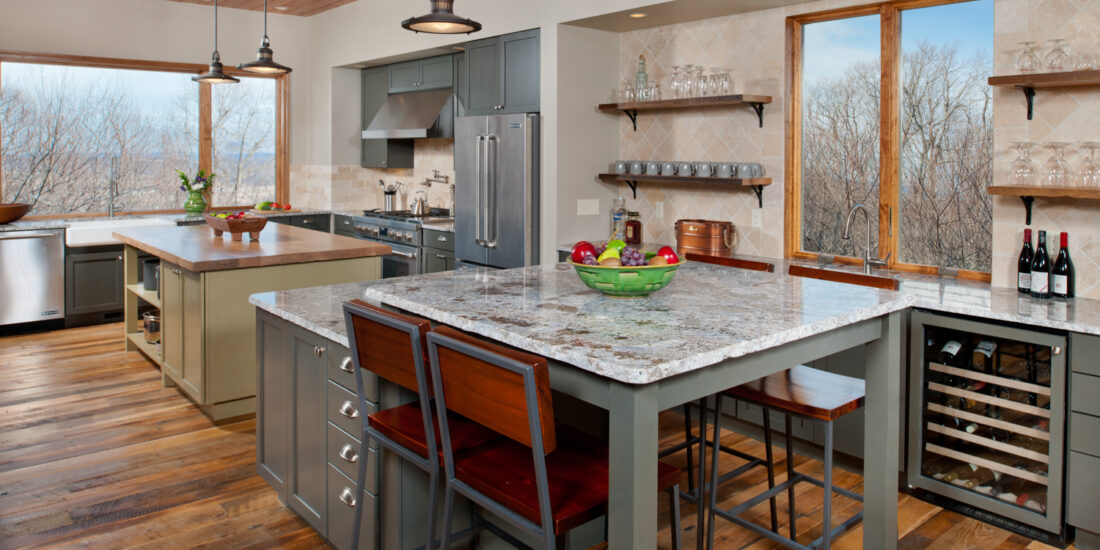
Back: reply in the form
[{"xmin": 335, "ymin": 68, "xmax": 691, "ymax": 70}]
[
  {"xmin": 193, "ymin": 0, "xmax": 239, "ymax": 84},
  {"xmin": 238, "ymin": 0, "xmax": 292, "ymax": 74},
  {"xmin": 402, "ymin": 0, "xmax": 482, "ymax": 35}
]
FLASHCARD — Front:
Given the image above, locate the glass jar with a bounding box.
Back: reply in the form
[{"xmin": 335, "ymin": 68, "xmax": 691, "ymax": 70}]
[{"xmin": 625, "ymin": 212, "xmax": 642, "ymax": 245}]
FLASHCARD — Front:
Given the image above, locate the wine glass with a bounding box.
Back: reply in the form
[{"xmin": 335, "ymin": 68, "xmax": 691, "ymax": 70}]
[
  {"xmin": 1075, "ymin": 48, "xmax": 1097, "ymax": 71},
  {"xmin": 1016, "ymin": 41, "xmax": 1040, "ymax": 73},
  {"xmin": 1045, "ymin": 39, "xmax": 1072, "ymax": 72},
  {"xmin": 1010, "ymin": 142, "xmax": 1036, "ymax": 186},
  {"xmin": 669, "ymin": 65, "xmax": 684, "ymax": 99},
  {"xmin": 1043, "ymin": 142, "xmax": 1070, "ymax": 187},
  {"xmin": 1080, "ymin": 142, "xmax": 1100, "ymax": 187}
]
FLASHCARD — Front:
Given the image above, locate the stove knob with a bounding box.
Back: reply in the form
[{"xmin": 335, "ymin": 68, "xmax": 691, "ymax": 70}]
[{"xmin": 403, "ymin": 232, "xmax": 413, "ymax": 242}]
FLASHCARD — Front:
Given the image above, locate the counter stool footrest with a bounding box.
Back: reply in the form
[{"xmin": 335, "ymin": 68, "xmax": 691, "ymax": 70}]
[
  {"xmin": 680, "ymin": 456, "xmax": 767, "ymax": 505},
  {"xmin": 806, "ymin": 512, "xmax": 864, "ymax": 550}
]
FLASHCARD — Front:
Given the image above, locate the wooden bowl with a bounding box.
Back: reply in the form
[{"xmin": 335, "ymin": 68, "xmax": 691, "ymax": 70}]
[
  {"xmin": 204, "ymin": 214, "xmax": 268, "ymax": 241},
  {"xmin": 0, "ymin": 203, "xmax": 32, "ymax": 224}
]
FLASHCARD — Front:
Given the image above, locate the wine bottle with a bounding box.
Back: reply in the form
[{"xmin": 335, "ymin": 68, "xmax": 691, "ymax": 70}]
[
  {"xmin": 942, "ymin": 463, "xmax": 978, "ymax": 483},
  {"xmin": 1052, "ymin": 232, "xmax": 1075, "ymax": 298},
  {"xmin": 634, "ymin": 55, "xmax": 649, "ymax": 89},
  {"xmin": 964, "ymin": 467, "xmax": 1002, "ymax": 489},
  {"xmin": 1030, "ymin": 230, "xmax": 1051, "ymax": 299},
  {"xmin": 1018, "ymin": 229, "xmax": 1033, "ymax": 293}
]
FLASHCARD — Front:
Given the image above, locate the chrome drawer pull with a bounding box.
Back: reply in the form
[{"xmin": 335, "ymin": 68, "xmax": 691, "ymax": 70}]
[
  {"xmin": 339, "ymin": 401, "xmax": 360, "ymax": 418},
  {"xmin": 339, "ymin": 487, "xmax": 357, "ymax": 507},
  {"xmin": 314, "ymin": 346, "xmax": 325, "ymax": 357},
  {"xmin": 339, "ymin": 443, "xmax": 359, "ymax": 463},
  {"xmin": 339, "ymin": 356, "xmax": 354, "ymax": 373}
]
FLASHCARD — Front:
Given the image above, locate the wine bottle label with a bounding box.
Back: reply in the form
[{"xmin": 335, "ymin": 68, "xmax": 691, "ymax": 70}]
[
  {"xmin": 974, "ymin": 340, "xmax": 996, "ymax": 358},
  {"xmin": 941, "ymin": 341, "xmax": 962, "ymax": 356},
  {"xmin": 1031, "ymin": 272, "xmax": 1048, "ymax": 294},
  {"xmin": 1053, "ymin": 274, "xmax": 1068, "ymax": 295},
  {"xmin": 1018, "ymin": 272, "xmax": 1031, "ymax": 289}
]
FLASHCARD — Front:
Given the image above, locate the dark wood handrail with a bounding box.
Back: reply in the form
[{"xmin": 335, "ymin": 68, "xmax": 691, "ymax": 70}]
[
  {"xmin": 686, "ymin": 253, "xmax": 775, "ymax": 272},
  {"xmin": 787, "ymin": 264, "xmax": 899, "ymax": 291}
]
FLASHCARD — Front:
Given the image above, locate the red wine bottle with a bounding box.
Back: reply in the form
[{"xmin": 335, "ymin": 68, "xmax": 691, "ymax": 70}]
[
  {"xmin": 1052, "ymin": 232, "xmax": 1075, "ymax": 298},
  {"xmin": 1030, "ymin": 230, "xmax": 1051, "ymax": 299},
  {"xmin": 1018, "ymin": 229, "xmax": 1033, "ymax": 294}
]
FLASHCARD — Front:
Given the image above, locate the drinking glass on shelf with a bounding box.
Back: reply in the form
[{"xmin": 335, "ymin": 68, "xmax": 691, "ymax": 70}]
[
  {"xmin": 621, "ymin": 80, "xmax": 636, "ymax": 103},
  {"xmin": 1016, "ymin": 41, "xmax": 1040, "ymax": 73},
  {"xmin": 692, "ymin": 66, "xmax": 706, "ymax": 97},
  {"xmin": 1010, "ymin": 142, "xmax": 1036, "ymax": 187},
  {"xmin": 1080, "ymin": 142, "xmax": 1100, "ymax": 187},
  {"xmin": 668, "ymin": 65, "xmax": 683, "ymax": 99},
  {"xmin": 718, "ymin": 73, "xmax": 731, "ymax": 95},
  {"xmin": 1043, "ymin": 142, "xmax": 1070, "ymax": 187},
  {"xmin": 707, "ymin": 74, "xmax": 722, "ymax": 96},
  {"xmin": 1075, "ymin": 48, "xmax": 1097, "ymax": 71},
  {"xmin": 1044, "ymin": 39, "xmax": 1072, "ymax": 72}
]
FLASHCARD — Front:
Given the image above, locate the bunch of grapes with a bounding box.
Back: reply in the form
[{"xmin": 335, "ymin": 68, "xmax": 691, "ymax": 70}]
[
  {"xmin": 582, "ymin": 255, "xmax": 598, "ymax": 265},
  {"xmin": 594, "ymin": 244, "xmax": 607, "ymax": 256},
  {"xmin": 620, "ymin": 246, "xmax": 647, "ymax": 266}
]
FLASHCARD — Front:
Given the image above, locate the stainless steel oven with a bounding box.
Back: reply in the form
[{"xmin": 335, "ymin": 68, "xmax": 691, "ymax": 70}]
[
  {"xmin": 379, "ymin": 241, "xmax": 419, "ymax": 278},
  {"xmin": 353, "ymin": 215, "xmax": 422, "ymax": 279}
]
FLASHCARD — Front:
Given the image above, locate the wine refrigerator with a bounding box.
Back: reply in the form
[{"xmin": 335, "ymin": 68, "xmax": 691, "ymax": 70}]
[{"xmin": 907, "ymin": 310, "xmax": 1067, "ymax": 544}]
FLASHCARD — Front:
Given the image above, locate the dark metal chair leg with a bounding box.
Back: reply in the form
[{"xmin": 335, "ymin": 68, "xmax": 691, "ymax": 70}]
[
  {"xmin": 696, "ymin": 399, "xmax": 707, "ymax": 550},
  {"xmin": 706, "ymin": 394, "xmax": 723, "ymax": 550},
  {"xmin": 669, "ymin": 484, "xmax": 683, "ymax": 550},
  {"xmin": 761, "ymin": 407, "xmax": 779, "ymax": 533},
  {"xmin": 440, "ymin": 484, "xmax": 456, "ymax": 550},
  {"xmin": 822, "ymin": 420, "xmax": 834, "ymax": 550},
  {"xmin": 425, "ymin": 467, "xmax": 438, "ymax": 549},
  {"xmin": 684, "ymin": 404, "xmax": 696, "ymax": 493},
  {"xmin": 785, "ymin": 414, "xmax": 796, "ymax": 541}
]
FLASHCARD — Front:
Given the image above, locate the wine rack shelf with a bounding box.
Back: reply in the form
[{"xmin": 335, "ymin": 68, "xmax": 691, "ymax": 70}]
[
  {"xmin": 928, "ymin": 382, "xmax": 1050, "ymax": 418},
  {"xmin": 926, "ymin": 402, "xmax": 1050, "ymax": 441},
  {"xmin": 926, "ymin": 443, "xmax": 1050, "ymax": 486},
  {"xmin": 928, "ymin": 362, "xmax": 1050, "ymax": 397},
  {"xmin": 926, "ymin": 423, "xmax": 1049, "ymax": 463}
]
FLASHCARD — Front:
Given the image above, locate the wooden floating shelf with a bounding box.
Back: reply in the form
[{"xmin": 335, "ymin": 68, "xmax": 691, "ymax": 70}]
[
  {"xmin": 987, "ymin": 70, "xmax": 1100, "ymax": 121},
  {"xmin": 987, "ymin": 185, "xmax": 1100, "ymax": 225},
  {"xmin": 126, "ymin": 283, "xmax": 161, "ymax": 308},
  {"xmin": 598, "ymin": 94, "xmax": 774, "ymax": 129},
  {"xmin": 597, "ymin": 173, "xmax": 771, "ymax": 206}
]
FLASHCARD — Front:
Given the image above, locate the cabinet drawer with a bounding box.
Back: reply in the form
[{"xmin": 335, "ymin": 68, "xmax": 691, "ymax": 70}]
[
  {"xmin": 1071, "ymin": 372, "xmax": 1100, "ymax": 417},
  {"xmin": 1071, "ymin": 412, "xmax": 1100, "ymax": 457},
  {"xmin": 334, "ymin": 215, "xmax": 356, "ymax": 236},
  {"xmin": 328, "ymin": 422, "xmax": 378, "ymax": 491},
  {"xmin": 291, "ymin": 215, "xmax": 331, "ymax": 232},
  {"xmin": 423, "ymin": 229, "xmax": 454, "ymax": 252},
  {"xmin": 1068, "ymin": 451, "xmax": 1100, "ymax": 530},
  {"xmin": 1072, "ymin": 333, "xmax": 1100, "ymax": 377},
  {"xmin": 327, "ymin": 464, "xmax": 378, "ymax": 550},
  {"xmin": 329, "ymin": 380, "xmax": 376, "ymax": 437},
  {"xmin": 329, "ymin": 348, "xmax": 378, "ymax": 402}
]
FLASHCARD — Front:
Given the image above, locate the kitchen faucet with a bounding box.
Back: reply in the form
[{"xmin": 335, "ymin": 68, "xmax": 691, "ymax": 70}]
[
  {"xmin": 842, "ymin": 203, "xmax": 889, "ymax": 274},
  {"xmin": 108, "ymin": 179, "xmax": 118, "ymax": 217},
  {"xmin": 419, "ymin": 169, "xmax": 450, "ymax": 187}
]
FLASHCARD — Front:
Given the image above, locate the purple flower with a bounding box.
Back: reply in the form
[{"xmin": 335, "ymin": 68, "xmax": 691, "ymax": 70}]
[{"xmin": 180, "ymin": 185, "xmax": 187, "ymax": 191}]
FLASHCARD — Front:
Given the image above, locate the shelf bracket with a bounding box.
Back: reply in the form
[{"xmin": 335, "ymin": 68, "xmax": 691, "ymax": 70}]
[
  {"xmin": 752, "ymin": 185, "xmax": 764, "ymax": 208},
  {"xmin": 622, "ymin": 109, "xmax": 639, "ymax": 131},
  {"xmin": 750, "ymin": 103, "xmax": 765, "ymax": 128},
  {"xmin": 1017, "ymin": 86, "xmax": 1036, "ymax": 120},
  {"xmin": 625, "ymin": 180, "xmax": 638, "ymax": 199},
  {"xmin": 1021, "ymin": 195, "xmax": 1034, "ymax": 225}
]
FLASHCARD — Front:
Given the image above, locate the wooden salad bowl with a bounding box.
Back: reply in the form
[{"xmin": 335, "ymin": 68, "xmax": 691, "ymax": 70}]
[
  {"xmin": 204, "ymin": 214, "xmax": 268, "ymax": 241},
  {"xmin": 0, "ymin": 203, "xmax": 32, "ymax": 224}
]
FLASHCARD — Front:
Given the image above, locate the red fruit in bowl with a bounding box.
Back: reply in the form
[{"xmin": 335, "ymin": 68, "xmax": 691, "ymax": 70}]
[
  {"xmin": 657, "ymin": 246, "xmax": 679, "ymax": 264},
  {"xmin": 571, "ymin": 241, "xmax": 597, "ymax": 263}
]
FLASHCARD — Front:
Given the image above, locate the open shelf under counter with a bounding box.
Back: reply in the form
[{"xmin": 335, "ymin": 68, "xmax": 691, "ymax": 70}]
[
  {"xmin": 598, "ymin": 94, "xmax": 774, "ymax": 129},
  {"xmin": 987, "ymin": 185, "xmax": 1100, "ymax": 224},
  {"xmin": 126, "ymin": 331, "xmax": 163, "ymax": 366},
  {"xmin": 125, "ymin": 283, "xmax": 160, "ymax": 308},
  {"xmin": 597, "ymin": 172, "xmax": 771, "ymax": 206}
]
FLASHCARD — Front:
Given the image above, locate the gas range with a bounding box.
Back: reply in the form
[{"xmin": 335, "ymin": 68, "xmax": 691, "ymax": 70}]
[{"xmin": 353, "ymin": 208, "xmax": 452, "ymax": 247}]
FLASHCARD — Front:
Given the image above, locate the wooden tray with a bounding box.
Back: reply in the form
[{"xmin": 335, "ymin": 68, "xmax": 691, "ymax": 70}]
[
  {"xmin": 248, "ymin": 208, "xmax": 302, "ymax": 215},
  {"xmin": 204, "ymin": 215, "xmax": 268, "ymax": 241}
]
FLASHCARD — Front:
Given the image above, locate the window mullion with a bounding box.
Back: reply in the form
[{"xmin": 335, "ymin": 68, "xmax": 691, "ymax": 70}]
[
  {"xmin": 879, "ymin": 5, "xmax": 901, "ymax": 267},
  {"xmin": 198, "ymin": 81, "xmax": 213, "ymax": 205}
]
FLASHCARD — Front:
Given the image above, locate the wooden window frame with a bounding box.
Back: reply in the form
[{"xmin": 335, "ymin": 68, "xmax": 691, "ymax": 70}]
[
  {"xmin": 0, "ymin": 50, "xmax": 289, "ymax": 219},
  {"xmin": 784, "ymin": 0, "xmax": 992, "ymax": 282}
]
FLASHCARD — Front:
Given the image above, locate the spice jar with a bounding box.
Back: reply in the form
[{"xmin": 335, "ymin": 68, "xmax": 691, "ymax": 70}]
[{"xmin": 625, "ymin": 211, "xmax": 642, "ymax": 245}]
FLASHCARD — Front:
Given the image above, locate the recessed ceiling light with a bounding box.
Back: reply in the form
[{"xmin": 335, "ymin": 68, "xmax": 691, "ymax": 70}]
[{"xmin": 629, "ymin": 12, "xmax": 647, "ymax": 18}]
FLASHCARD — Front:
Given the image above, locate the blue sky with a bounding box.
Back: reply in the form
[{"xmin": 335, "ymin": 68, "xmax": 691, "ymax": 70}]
[
  {"xmin": 803, "ymin": 0, "xmax": 994, "ymax": 85},
  {"xmin": 1, "ymin": 63, "xmax": 195, "ymax": 114}
]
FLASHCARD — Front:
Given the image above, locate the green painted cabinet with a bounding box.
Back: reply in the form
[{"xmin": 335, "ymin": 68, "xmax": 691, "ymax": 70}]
[
  {"xmin": 160, "ymin": 261, "xmax": 204, "ymax": 403},
  {"xmin": 387, "ymin": 55, "xmax": 454, "ymax": 93},
  {"xmin": 362, "ymin": 67, "xmax": 413, "ymax": 169},
  {"xmin": 463, "ymin": 29, "xmax": 540, "ymax": 116}
]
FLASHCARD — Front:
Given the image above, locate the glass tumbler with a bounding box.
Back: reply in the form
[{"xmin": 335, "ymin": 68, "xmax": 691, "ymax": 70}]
[
  {"xmin": 1010, "ymin": 142, "xmax": 1036, "ymax": 187},
  {"xmin": 1080, "ymin": 142, "xmax": 1100, "ymax": 187},
  {"xmin": 1043, "ymin": 142, "xmax": 1070, "ymax": 187},
  {"xmin": 1016, "ymin": 41, "xmax": 1040, "ymax": 73},
  {"xmin": 1044, "ymin": 39, "xmax": 1072, "ymax": 72}
]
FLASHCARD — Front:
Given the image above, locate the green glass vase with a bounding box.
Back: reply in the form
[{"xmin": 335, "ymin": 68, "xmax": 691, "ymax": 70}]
[{"xmin": 183, "ymin": 190, "xmax": 207, "ymax": 214}]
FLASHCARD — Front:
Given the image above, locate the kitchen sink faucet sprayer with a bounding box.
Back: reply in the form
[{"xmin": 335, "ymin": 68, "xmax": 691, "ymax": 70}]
[{"xmin": 842, "ymin": 203, "xmax": 889, "ymax": 274}]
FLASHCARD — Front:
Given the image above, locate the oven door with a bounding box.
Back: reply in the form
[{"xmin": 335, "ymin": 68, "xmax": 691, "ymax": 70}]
[{"xmin": 376, "ymin": 240, "xmax": 420, "ymax": 279}]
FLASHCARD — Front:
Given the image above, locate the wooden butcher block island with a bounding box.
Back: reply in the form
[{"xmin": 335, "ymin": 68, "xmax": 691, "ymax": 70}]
[{"xmin": 114, "ymin": 223, "xmax": 390, "ymax": 420}]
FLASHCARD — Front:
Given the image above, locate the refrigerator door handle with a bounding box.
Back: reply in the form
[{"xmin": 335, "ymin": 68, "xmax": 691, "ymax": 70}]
[
  {"xmin": 482, "ymin": 134, "xmax": 498, "ymax": 249},
  {"xmin": 474, "ymin": 134, "xmax": 486, "ymax": 247}
]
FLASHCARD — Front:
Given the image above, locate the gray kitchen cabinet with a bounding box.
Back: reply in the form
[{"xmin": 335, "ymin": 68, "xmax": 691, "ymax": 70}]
[
  {"xmin": 290, "ymin": 214, "xmax": 332, "ymax": 233},
  {"xmin": 454, "ymin": 53, "xmax": 466, "ymax": 117},
  {"xmin": 334, "ymin": 215, "xmax": 356, "ymax": 237},
  {"xmin": 388, "ymin": 55, "xmax": 453, "ymax": 93},
  {"xmin": 362, "ymin": 67, "xmax": 413, "ymax": 169},
  {"xmin": 289, "ymin": 326, "xmax": 330, "ymax": 534},
  {"xmin": 421, "ymin": 228, "xmax": 455, "ymax": 274},
  {"xmin": 464, "ymin": 29, "xmax": 539, "ymax": 116},
  {"xmin": 257, "ymin": 313, "xmax": 291, "ymax": 499},
  {"xmin": 1068, "ymin": 332, "xmax": 1100, "ymax": 546},
  {"xmin": 65, "ymin": 246, "xmax": 124, "ymax": 315}
]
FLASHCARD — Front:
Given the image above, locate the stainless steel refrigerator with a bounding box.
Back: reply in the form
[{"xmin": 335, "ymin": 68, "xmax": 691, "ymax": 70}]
[{"xmin": 454, "ymin": 113, "xmax": 540, "ymax": 269}]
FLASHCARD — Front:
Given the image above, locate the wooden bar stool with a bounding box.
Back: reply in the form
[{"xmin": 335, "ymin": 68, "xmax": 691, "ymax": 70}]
[
  {"xmin": 706, "ymin": 366, "xmax": 866, "ymax": 550},
  {"xmin": 342, "ymin": 300, "xmax": 499, "ymax": 550},
  {"xmin": 426, "ymin": 326, "xmax": 684, "ymax": 550}
]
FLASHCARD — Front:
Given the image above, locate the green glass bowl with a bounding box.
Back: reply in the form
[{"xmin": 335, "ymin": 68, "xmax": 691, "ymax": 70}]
[{"xmin": 570, "ymin": 259, "xmax": 686, "ymax": 297}]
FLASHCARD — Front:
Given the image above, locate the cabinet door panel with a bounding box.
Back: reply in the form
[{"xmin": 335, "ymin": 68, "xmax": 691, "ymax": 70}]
[
  {"xmin": 387, "ymin": 61, "xmax": 421, "ymax": 93},
  {"xmin": 256, "ymin": 314, "xmax": 290, "ymax": 498},
  {"xmin": 161, "ymin": 264, "xmax": 183, "ymax": 380},
  {"xmin": 179, "ymin": 267, "xmax": 204, "ymax": 401},
  {"xmin": 454, "ymin": 53, "xmax": 466, "ymax": 118},
  {"xmin": 464, "ymin": 36, "xmax": 501, "ymax": 115},
  {"xmin": 289, "ymin": 329, "xmax": 328, "ymax": 534},
  {"xmin": 501, "ymin": 30, "xmax": 540, "ymax": 113},
  {"xmin": 418, "ymin": 55, "xmax": 453, "ymax": 90},
  {"xmin": 327, "ymin": 464, "xmax": 378, "ymax": 550},
  {"xmin": 66, "ymin": 249, "xmax": 124, "ymax": 315}
]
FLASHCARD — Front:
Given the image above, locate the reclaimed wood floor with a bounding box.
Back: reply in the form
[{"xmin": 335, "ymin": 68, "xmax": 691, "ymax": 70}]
[{"xmin": 0, "ymin": 322, "xmax": 1074, "ymax": 549}]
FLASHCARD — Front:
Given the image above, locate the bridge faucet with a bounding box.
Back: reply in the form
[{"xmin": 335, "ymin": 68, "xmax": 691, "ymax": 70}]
[{"xmin": 842, "ymin": 204, "xmax": 889, "ymax": 274}]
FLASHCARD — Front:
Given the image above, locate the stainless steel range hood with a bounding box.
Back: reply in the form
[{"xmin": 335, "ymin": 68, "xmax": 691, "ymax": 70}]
[{"xmin": 362, "ymin": 89, "xmax": 454, "ymax": 139}]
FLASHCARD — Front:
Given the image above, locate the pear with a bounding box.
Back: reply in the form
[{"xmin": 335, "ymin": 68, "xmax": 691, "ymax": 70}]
[
  {"xmin": 648, "ymin": 255, "xmax": 669, "ymax": 266},
  {"xmin": 596, "ymin": 248, "xmax": 621, "ymax": 264}
]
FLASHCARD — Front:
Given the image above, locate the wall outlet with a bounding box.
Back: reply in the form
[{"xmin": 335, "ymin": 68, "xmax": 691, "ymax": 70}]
[
  {"xmin": 655, "ymin": 201, "xmax": 664, "ymax": 219},
  {"xmin": 751, "ymin": 209, "xmax": 762, "ymax": 228},
  {"xmin": 577, "ymin": 199, "xmax": 599, "ymax": 216}
]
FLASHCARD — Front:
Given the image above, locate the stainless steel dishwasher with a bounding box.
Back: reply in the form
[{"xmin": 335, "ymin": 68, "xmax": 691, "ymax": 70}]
[{"xmin": 0, "ymin": 228, "xmax": 64, "ymax": 325}]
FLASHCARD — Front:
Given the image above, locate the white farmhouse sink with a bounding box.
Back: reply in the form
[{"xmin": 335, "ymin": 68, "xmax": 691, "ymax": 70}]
[{"xmin": 65, "ymin": 217, "xmax": 176, "ymax": 247}]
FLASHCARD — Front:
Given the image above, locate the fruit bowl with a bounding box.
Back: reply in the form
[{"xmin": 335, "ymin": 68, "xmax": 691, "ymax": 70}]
[
  {"xmin": 0, "ymin": 203, "xmax": 32, "ymax": 224},
  {"xmin": 204, "ymin": 214, "xmax": 268, "ymax": 241},
  {"xmin": 570, "ymin": 259, "xmax": 686, "ymax": 297}
]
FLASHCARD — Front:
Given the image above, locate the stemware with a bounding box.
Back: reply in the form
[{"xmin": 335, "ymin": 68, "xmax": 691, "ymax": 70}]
[
  {"xmin": 1016, "ymin": 41, "xmax": 1040, "ymax": 73},
  {"xmin": 1044, "ymin": 39, "xmax": 1072, "ymax": 72},
  {"xmin": 1075, "ymin": 48, "xmax": 1097, "ymax": 71},
  {"xmin": 1010, "ymin": 142, "xmax": 1036, "ymax": 187},
  {"xmin": 692, "ymin": 66, "xmax": 706, "ymax": 97},
  {"xmin": 1043, "ymin": 142, "xmax": 1070, "ymax": 187},
  {"xmin": 1080, "ymin": 142, "xmax": 1100, "ymax": 187}
]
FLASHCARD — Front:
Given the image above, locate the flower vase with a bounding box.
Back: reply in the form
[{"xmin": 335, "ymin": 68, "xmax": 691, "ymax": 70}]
[{"xmin": 184, "ymin": 190, "xmax": 207, "ymax": 214}]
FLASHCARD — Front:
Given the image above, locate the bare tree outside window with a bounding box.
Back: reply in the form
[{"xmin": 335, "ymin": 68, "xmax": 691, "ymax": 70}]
[{"xmin": 212, "ymin": 78, "xmax": 276, "ymax": 207}]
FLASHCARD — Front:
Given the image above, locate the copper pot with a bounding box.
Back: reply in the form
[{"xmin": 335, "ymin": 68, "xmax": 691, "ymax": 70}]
[{"xmin": 675, "ymin": 219, "xmax": 736, "ymax": 257}]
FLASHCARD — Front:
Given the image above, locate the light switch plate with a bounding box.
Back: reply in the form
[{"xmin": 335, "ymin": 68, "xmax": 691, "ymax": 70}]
[
  {"xmin": 751, "ymin": 209, "xmax": 762, "ymax": 228},
  {"xmin": 577, "ymin": 199, "xmax": 599, "ymax": 216},
  {"xmin": 655, "ymin": 201, "xmax": 664, "ymax": 219}
]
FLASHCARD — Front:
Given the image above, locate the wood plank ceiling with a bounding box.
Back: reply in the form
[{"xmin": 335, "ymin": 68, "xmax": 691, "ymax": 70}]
[{"xmin": 163, "ymin": 0, "xmax": 357, "ymax": 17}]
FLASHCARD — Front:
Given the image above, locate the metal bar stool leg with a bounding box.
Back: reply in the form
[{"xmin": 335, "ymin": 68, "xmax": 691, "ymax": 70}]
[
  {"xmin": 669, "ymin": 484, "xmax": 683, "ymax": 550},
  {"xmin": 761, "ymin": 407, "xmax": 779, "ymax": 533},
  {"xmin": 822, "ymin": 420, "xmax": 834, "ymax": 550},
  {"xmin": 425, "ymin": 466, "xmax": 438, "ymax": 549},
  {"xmin": 785, "ymin": 414, "xmax": 796, "ymax": 541},
  {"xmin": 696, "ymin": 398, "xmax": 707, "ymax": 550},
  {"xmin": 706, "ymin": 394, "xmax": 723, "ymax": 550},
  {"xmin": 684, "ymin": 404, "xmax": 696, "ymax": 493}
]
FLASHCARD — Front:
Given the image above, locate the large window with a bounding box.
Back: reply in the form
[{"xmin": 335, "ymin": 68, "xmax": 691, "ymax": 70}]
[
  {"xmin": 0, "ymin": 54, "xmax": 286, "ymax": 216},
  {"xmin": 787, "ymin": 0, "xmax": 993, "ymax": 278}
]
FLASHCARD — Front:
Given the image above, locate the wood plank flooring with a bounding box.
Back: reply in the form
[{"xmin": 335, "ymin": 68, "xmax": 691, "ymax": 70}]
[{"xmin": 0, "ymin": 322, "xmax": 1074, "ymax": 549}]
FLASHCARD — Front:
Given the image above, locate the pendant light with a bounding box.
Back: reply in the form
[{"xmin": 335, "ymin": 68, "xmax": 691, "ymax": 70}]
[
  {"xmin": 238, "ymin": 0, "xmax": 292, "ymax": 74},
  {"xmin": 402, "ymin": 0, "xmax": 482, "ymax": 35},
  {"xmin": 193, "ymin": 0, "xmax": 239, "ymax": 84}
]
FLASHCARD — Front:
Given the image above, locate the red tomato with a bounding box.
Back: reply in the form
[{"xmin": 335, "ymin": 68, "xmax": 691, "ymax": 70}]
[
  {"xmin": 283, "ymin": 203, "xmax": 291, "ymax": 210},
  {"xmin": 657, "ymin": 246, "xmax": 679, "ymax": 264},
  {"xmin": 571, "ymin": 241, "xmax": 597, "ymax": 263}
]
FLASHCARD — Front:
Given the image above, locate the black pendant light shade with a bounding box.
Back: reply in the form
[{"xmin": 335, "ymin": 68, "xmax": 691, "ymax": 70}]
[
  {"xmin": 239, "ymin": 0, "xmax": 292, "ymax": 74},
  {"xmin": 402, "ymin": 0, "xmax": 482, "ymax": 34},
  {"xmin": 194, "ymin": 0, "xmax": 239, "ymax": 84}
]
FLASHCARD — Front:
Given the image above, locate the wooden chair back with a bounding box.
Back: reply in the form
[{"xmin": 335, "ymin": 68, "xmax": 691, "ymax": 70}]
[
  {"xmin": 686, "ymin": 253, "xmax": 775, "ymax": 272},
  {"xmin": 427, "ymin": 326, "xmax": 557, "ymax": 454},
  {"xmin": 343, "ymin": 299, "xmax": 432, "ymax": 397},
  {"xmin": 787, "ymin": 264, "xmax": 899, "ymax": 291}
]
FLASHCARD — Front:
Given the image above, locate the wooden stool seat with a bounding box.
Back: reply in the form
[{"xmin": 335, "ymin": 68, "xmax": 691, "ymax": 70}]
[
  {"xmin": 367, "ymin": 403, "xmax": 500, "ymax": 460},
  {"xmin": 721, "ymin": 365, "xmax": 865, "ymax": 422}
]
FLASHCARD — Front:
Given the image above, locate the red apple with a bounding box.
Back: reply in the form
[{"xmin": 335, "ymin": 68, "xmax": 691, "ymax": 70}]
[
  {"xmin": 657, "ymin": 246, "xmax": 679, "ymax": 264},
  {"xmin": 571, "ymin": 241, "xmax": 597, "ymax": 263}
]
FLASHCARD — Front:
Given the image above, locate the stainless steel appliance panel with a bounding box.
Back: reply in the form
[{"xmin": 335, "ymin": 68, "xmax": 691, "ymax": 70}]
[
  {"xmin": 455, "ymin": 116, "xmax": 488, "ymax": 266},
  {"xmin": 379, "ymin": 241, "xmax": 420, "ymax": 279},
  {"xmin": 0, "ymin": 229, "xmax": 64, "ymax": 325}
]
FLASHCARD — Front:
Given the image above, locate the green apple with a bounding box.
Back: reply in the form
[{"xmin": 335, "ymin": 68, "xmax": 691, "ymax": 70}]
[{"xmin": 606, "ymin": 239, "xmax": 627, "ymax": 252}]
